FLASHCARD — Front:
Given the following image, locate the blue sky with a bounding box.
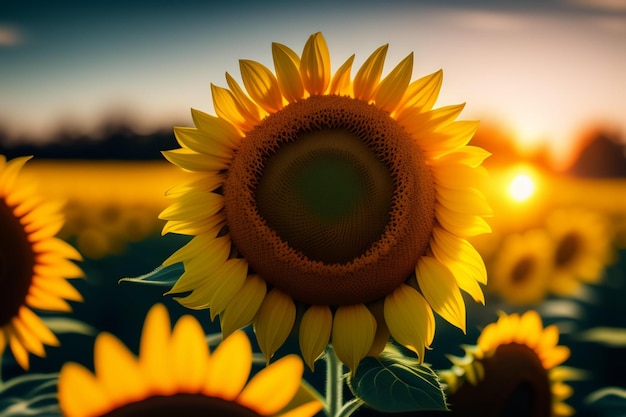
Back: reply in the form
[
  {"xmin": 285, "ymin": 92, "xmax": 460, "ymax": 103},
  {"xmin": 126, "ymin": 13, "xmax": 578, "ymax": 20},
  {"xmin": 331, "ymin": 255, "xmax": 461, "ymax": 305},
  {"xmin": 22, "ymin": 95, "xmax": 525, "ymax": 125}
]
[{"xmin": 1, "ymin": 0, "xmax": 625, "ymax": 167}]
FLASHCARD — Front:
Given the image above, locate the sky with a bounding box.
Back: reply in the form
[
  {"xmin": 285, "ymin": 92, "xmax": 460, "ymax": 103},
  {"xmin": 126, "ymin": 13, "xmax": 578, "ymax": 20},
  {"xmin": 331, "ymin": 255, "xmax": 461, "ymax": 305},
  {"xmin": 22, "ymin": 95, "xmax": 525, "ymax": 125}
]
[{"xmin": 1, "ymin": 0, "xmax": 625, "ymax": 168}]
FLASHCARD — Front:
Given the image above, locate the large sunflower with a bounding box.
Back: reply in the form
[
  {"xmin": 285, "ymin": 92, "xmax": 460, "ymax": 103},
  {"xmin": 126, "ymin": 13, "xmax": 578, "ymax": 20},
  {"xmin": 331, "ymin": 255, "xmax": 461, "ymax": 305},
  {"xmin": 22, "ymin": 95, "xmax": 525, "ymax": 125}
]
[
  {"xmin": 58, "ymin": 303, "xmax": 322, "ymax": 417},
  {"xmin": 488, "ymin": 229, "xmax": 552, "ymax": 306},
  {"xmin": 440, "ymin": 311, "xmax": 575, "ymax": 417},
  {"xmin": 0, "ymin": 155, "xmax": 83, "ymax": 370},
  {"xmin": 545, "ymin": 208, "xmax": 614, "ymax": 296},
  {"xmin": 160, "ymin": 32, "xmax": 491, "ymax": 371}
]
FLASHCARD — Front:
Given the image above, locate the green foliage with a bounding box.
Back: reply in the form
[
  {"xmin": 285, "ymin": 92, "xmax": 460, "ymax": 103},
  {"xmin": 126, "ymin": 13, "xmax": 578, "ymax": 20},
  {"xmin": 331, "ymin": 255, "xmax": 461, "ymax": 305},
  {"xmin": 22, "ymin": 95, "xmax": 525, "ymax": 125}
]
[
  {"xmin": 117, "ymin": 263, "xmax": 183, "ymax": 289},
  {"xmin": 349, "ymin": 344, "xmax": 448, "ymax": 413}
]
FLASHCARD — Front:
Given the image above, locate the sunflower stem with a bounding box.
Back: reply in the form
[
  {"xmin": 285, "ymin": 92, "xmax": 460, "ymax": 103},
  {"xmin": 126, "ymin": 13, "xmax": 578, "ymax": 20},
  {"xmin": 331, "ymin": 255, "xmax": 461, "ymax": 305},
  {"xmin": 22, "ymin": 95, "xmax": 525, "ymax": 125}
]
[
  {"xmin": 336, "ymin": 397, "xmax": 365, "ymax": 417},
  {"xmin": 324, "ymin": 345, "xmax": 344, "ymax": 417}
]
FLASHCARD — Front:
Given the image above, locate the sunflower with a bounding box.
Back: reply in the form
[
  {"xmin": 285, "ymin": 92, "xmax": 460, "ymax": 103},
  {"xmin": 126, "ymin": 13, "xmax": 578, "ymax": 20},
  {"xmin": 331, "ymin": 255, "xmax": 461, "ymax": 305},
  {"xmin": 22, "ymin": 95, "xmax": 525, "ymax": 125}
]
[
  {"xmin": 160, "ymin": 32, "xmax": 491, "ymax": 371},
  {"xmin": 487, "ymin": 229, "xmax": 552, "ymax": 306},
  {"xmin": 439, "ymin": 311, "xmax": 576, "ymax": 417},
  {"xmin": 58, "ymin": 303, "xmax": 322, "ymax": 417},
  {"xmin": 0, "ymin": 155, "xmax": 83, "ymax": 370},
  {"xmin": 545, "ymin": 208, "xmax": 614, "ymax": 296}
]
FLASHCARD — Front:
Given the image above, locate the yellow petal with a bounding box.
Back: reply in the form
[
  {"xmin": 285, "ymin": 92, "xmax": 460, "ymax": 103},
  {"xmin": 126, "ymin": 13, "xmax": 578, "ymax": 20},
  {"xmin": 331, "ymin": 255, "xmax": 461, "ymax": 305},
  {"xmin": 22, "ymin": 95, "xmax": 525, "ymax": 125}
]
[
  {"xmin": 139, "ymin": 304, "xmax": 176, "ymax": 395},
  {"xmin": 416, "ymin": 256, "xmax": 467, "ymax": 333},
  {"xmin": 170, "ymin": 314, "xmax": 210, "ymax": 392},
  {"xmin": 300, "ymin": 32, "xmax": 330, "ymax": 95},
  {"xmin": 163, "ymin": 234, "xmax": 230, "ymax": 269},
  {"xmin": 58, "ymin": 362, "xmax": 111, "ymax": 417},
  {"xmin": 203, "ymin": 330, "xmax": 252, "ymax": 400},
  {"xmin": 435, "ymin": 203, "xmax": 492, "ymax": 237},
  {"xmin": 272, "ymin": 42, "xmax": 304, "ymax": 102},
  {"xmin": 32, "ymin": 276, "xmax": 83, "ymax": 302},
  {"xmin": 397, "ymin": 69, "xmax": 443, "ymax": 113},
  {"xmin": 161, "ymin": 148, "xmax": 229, "ymax": 172},
  {"xmin": 0, "ymin": 155, "xmax": 31, "ymax": 195},
  {"xmin": 431, "ymin": 226, "xmax": 487, "ymax": 285},
  {"xmin": 352, "ymin": 44, "xmax": 388, "ymax": 101},
  {"xmin": 93, "ymin": 332, "xmax": 147, "ymax": 405},
  {"xmin": 398, "ymin": 103, "xmax": 465, "ymax": 136},
  {"xmin": 254, "ymin": 288, "xmax": 296, "ymax": 362},
  {"xmin": 33, "ymin": 237, "xmax": 82, "ymax": 261},
  {"xmin": 220, "ymin": 274, "xmax": 267, "ymax": 338},
  {"xmin": 18, "ymin": 305, "xmax": 59, "ymax": 346},
  {"xmin": 299, "ymin": 305, "xmax": 332, "ymax": 371},
  {"xmin": 159, "ymin": 191, "xmax": 223, "ymax": 222},
  {"xmin": 329, "ymin": 54, "xmax": 355, "ymax": 96},
  {"xmin": 225, "ymin": 72, "xmax": 265, "ymax": 125},
  {"xmin": 173, "ymin": 126, "xmax": 234, "ymax": 158},
  {"xmin": 384, "ymin": 284, "xmax": 434, "ymax": 361},
  {"xmin": 12, "ymin": 315, "xmax": 46, "ymax": 357},
  {"xmin": 237, "ymin": 355, "xmax": 304, "ymax": 415},
  {"xmin": 419, "ymin": 120, "xmax": 480, "ymax": 156},
  {"xmin": 515, "ymin": 310, "xmax": 542, "ymax": 348},
  {"xmin": 375, "ymin": 52, "xmax": 413, "ymax": 113},
  {"xmin": 207, "ymin": 258, "xmax": 249, "ymax": 320},
  {"xmin": 436, "ymin": 185, "xmax": 492, "ymax": 217},
  {"xmin": 211, "ymin": 83, "xmax": 254, "ymax": 133},
  {"xmin": 190, "ymin": 107, "xmax": 243, "ymax": 149},
  {"xmin": 239, "ymin": 59, "xmax": 284, "ymax": 113},
  {"xmin": 331, "ymin": 304, "xmax": 376, "ymax": 372},
  {"xmin": 541, "ymin": 345, "xmax": 570, "ymax": 369},
  {"xmin": 8, "ymin": 327, "xmax": 30, "ymax": 369},
  {"xmin": 25, "ymin": 285, "xmax": 72, "ymax": 313}
]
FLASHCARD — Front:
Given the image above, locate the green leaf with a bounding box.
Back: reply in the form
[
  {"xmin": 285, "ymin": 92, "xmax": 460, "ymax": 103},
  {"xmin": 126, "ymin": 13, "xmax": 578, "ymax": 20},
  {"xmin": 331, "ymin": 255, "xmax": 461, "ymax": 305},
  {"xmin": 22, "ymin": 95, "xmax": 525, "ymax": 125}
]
[
  {"xmin": 118, "ymin": 263, "xmax": 184, "ymax": 289},
  {"xmin": 576, "ymin": 327, "xmax": 626, "ymax": 347},
  {"xmin": 586, "ymin": 386, "xmax": 626, "ymax": 416},
  {"xmin": 349, "ymin": 344, "xmax": 448, "ymax": 412},
  {"xmin": 40, "ymin": 317, "xmax": 96, "ymax": 336}
]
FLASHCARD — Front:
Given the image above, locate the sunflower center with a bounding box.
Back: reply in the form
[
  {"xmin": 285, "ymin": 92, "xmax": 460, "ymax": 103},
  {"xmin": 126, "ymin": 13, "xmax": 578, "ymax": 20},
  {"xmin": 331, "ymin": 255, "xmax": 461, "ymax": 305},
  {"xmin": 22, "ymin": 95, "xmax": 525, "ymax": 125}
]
[
  {"xmin": 255, "ymin": 128, "xmax": 393, "ymax": 263},
  {"xmin": 554, "ymin": 233, "xmax": 580, "ymax": 267},
  {"xmin": 511, "ymin": 256, "xmax": 535, "ymax": 284},
  {"xmin": 449, "ymin": 344, "xmax": 552, "ymax": 417},
  {"xmin": 225, "ymin": 95, "xmax": 435, "ymax": 305},
  {"xmin": 0, "ymin": 199, "xmax": 36, "ymax": 326},
  {"xmin": 99, "ymin": 394, "xmax": 262, "ymax": 417}
]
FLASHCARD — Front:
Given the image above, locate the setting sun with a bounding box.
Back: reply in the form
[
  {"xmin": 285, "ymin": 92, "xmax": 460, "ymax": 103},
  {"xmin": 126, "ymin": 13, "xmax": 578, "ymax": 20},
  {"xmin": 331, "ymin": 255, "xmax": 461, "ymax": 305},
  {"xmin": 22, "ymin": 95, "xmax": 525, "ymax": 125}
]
[{"xmin": 509, "ymin": 173, "xmax": 535, "ymax": 202}]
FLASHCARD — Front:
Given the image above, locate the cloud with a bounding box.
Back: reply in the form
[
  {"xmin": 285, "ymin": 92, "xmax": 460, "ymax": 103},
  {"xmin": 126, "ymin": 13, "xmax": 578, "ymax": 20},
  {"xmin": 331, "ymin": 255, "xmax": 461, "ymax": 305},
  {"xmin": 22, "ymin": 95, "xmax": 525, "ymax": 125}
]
[{"xmin": 0, "ymin": 26, "xmax": 23, "ymax": 47}]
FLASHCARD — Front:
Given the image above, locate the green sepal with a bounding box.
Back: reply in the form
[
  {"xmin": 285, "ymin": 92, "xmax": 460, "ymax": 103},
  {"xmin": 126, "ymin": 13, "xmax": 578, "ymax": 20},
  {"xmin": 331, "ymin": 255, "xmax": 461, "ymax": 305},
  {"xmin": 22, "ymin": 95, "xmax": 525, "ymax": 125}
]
[
  {"xmin": 118, "ymin": 263, "xmax": 184, "ymax": 289},
  {"xmin": 349, "ymin": 344, "xmax": 448, "ymax": 413}
]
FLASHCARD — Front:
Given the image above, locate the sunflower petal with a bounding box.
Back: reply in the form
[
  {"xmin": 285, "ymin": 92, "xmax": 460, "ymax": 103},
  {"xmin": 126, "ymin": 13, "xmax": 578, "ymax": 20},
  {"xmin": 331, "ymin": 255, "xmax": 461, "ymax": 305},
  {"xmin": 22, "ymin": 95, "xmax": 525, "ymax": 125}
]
[
  {"xmin": 225, "ymin": 72, "xmax": 266, "ymax": 125},
  {"xmin": 431, "ymin": 226, "xmax": 488, "ymax": 285},
  {"xmin": 273, "ymin": 42, "xmax": 304, "ymax": 102},
  {"xmin": 254, "ymin": 288, "xmax": 296, "ymax": 362},
  {"xmin": 139, "ymin": 304, "xmax": 176, "ymax": 395},
  {"xmin": 170, "ymin": 314, "xmax": 210, "ymax": 392},
  {"xmin": 329, "ymin": 54, "xmax": 355, "ymax": 96},
  {"xmin": 203, "ymin": 330, "xmax": 252, "ymax": 400},
  {"xmin": 397, "ymin": 69, "xmax": 443, "ymax": 113},
  {"xmin": 207, "ymin": 258, "xmax": 248, "ymax": 320},
  {"xmin": 211, "ymin": 83, "xmax": 254, "ymax": 133},
  {"xmin": 375, "ymin": 52, "xmax": 413, "ymax": 113},
  {"xmin": 353, "ymin": 44, "xmax": 388, "ymax": 101},
  {"xmin": 173, "ymin": 126, "xmax": 234, "ymax": 158},
  {"xmin": 58, "ymin": 363, "xmax": 111, "ymax": 417},
  {"xmin": 300, "ymin": 32, "xmax": 330, "ymax": 95},
  {"xmin": 416, "ymin": 257, "xmax": 467, "ymax": 332},
  {"xmin": 240, "ymin": 59, "xmax": 284, "ymax": 113},
  {"xmin": 331, "ymin": 304, "xmax": 376, "ymax": 372},
  {"xmin": 93, "ymin": 332, "xmax": 148, "ymax": 405},
  {"xmin": 191, "ymin": 107, "xmax": 243, "ymax": 149},
  {"xmin": 384, "ymin": 284, "xmax": 434, "ymax": 361},
  {"xmin": 162, "ymin": 148, "xmax": 229, "ymax": 172},
  {"xmin": 299, "ymin": 305, "xmax": 332, "ymax": 371},
  {"xmin": 220, "ymin": 274, "xmax": 267, "ymax": 338},
  {"xmin": 237, "ymin": 355, "xmax": 304, "ymax": 415},
  {"xmin": 0, "ymin": 155, "xmax": 31, "ymax": 195}
]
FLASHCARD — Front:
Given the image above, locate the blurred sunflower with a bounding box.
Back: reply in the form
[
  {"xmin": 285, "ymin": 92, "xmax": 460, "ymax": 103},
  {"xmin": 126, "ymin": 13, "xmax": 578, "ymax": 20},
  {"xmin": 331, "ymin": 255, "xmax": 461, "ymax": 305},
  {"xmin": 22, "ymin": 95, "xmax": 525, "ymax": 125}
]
[
  {"xmin": 440, "ymin": 311, "xmax": 576, "ymax": 417},
  {"xmin": 161, "ymin": 32, "xmax": 491, "ymax": 371},
  {"xmin": 488, "ymin": 229, "xmax": 552, "ymax": 306},
  {"xmin": 545, "ymin": 208, "xmax": 614, "ymax": 296},
  {"xmin": 0, "ymin": 155, "xmax": 83, "ymax": 370},
  {"xmin": 58, "ymin": 304, "xmax": 321, "ymax": 417}
]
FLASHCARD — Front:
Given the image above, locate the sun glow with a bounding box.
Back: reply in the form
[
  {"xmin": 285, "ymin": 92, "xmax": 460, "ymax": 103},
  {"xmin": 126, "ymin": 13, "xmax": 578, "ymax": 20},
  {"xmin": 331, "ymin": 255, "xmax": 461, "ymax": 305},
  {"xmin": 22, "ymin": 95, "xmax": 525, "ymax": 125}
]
[{"xmin": 509, "ymin": 173, "xmax": 535, "ymax": 202}]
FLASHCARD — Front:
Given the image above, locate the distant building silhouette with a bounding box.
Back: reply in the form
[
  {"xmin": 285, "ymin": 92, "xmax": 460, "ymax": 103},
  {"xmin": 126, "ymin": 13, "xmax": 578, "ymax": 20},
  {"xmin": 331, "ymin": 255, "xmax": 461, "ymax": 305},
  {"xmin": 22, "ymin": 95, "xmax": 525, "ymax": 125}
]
[{"xmin": 567, "ymin": 131, "xmax": 626, "ymax": 178}]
